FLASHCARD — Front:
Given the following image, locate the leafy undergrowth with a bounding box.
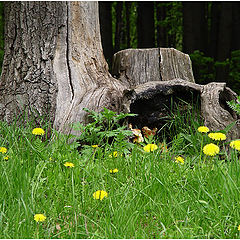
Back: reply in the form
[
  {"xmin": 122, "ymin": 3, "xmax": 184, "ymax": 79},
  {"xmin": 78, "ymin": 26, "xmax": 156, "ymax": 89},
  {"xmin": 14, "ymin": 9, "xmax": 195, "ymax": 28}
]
[{"xmin": 0, "ymin": 108, "xmax": 240, "ymax": 239}]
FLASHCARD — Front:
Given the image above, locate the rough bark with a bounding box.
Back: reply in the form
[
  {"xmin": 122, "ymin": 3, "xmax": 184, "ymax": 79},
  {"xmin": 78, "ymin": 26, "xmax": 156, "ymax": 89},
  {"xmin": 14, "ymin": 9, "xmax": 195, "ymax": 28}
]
[
  {"xmin": 0, "ymin": 1, "xmax": 124, "ymax": 134},
  {"xmin": 120, "ymin": 79, "xmax": 240, "ymax": 141},
  {"xmin": 112, "ymin": 48, "xmax": 195, "ymax": 88}
]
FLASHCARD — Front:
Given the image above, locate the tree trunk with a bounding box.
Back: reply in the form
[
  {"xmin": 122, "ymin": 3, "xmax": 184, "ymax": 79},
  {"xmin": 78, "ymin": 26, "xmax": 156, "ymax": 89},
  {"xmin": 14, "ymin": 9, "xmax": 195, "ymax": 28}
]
[
  {"xmin": 137, "ymin": 2, "xmax": 155, "ymax": 48},
  {"xmin": 231, "ymin": 2, "xmax": 240, "ymax": 51},
  {"xmin": 99, "ymin": 1, "xmax": 113, "ymax": 69},
  {"xmin": 216, "ymin": 2, "xmax": 233, "ymax": 82},
  {"xmin": 125, "ymin": 1, "xmax": 131, "ymax": 48},
  {"xmin": 156, "ymin": 2, "xmax": 167, "ymax": 48},
  {"xmin": 114, "ymin": 2, "xmax": 123, "ymax": 53},
  {"xmin": 0, "ymin": 1, "xmax": 124, "ymax": 134},
  {"xmin": 183, "ymin": 2, "xmax": 208, "ymax": 54},
  {"xmin": 209, "ymin": 2, "xmax": 221, "ymax": 59}
]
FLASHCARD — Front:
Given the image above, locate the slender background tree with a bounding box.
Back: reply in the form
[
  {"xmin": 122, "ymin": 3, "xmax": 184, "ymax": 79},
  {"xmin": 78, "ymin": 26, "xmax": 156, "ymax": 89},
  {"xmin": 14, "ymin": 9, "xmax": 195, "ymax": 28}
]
[{"xmin": 137, "ymin": 2, "xmax": 155, "ymax": 48}]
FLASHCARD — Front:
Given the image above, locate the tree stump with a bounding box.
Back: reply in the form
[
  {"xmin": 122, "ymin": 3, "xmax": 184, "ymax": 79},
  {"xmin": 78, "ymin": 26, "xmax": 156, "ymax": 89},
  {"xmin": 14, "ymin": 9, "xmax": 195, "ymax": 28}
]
[
  {"xmin": 112, "ymin": 48, "xmax": 195, "ymax": 87},
  {"xmin": 112, "ymin": 48, "xmax": 240, "ymax": 140}
]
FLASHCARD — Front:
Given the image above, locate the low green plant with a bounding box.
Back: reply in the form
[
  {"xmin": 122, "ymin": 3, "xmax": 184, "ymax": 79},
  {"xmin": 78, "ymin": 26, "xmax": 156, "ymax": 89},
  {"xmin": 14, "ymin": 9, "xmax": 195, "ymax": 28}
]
[
  {"xmin": 72, "ymin": 108, "xmax": 137, "ymax": 152},
  {"xmin": 227, "ymin": 95, "xmax": 240, "ymax": 116}
]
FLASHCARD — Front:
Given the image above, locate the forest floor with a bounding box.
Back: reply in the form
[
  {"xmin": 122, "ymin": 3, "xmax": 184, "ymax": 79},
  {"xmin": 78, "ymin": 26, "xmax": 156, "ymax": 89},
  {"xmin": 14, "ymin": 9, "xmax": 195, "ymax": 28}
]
[{"xmin": 0, "ymin": 107, "xmax": 240, "ymax": 239}]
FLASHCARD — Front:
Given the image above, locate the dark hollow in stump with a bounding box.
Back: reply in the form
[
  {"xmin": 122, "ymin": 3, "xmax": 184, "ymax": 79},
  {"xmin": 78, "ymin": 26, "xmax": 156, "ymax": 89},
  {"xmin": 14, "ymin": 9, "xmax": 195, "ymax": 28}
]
[
  {"xmin": 113, "ymin": 48, "xmax": 240, "ymax": 141},
  {"xmin": 120, "ymin": 79, "xmax": 240, "ymax": 141}
]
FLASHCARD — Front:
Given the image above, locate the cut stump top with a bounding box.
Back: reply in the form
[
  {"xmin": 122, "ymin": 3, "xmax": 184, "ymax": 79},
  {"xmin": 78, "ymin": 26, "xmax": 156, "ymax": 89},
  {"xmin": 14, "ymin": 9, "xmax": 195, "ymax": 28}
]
[{"xmin": 112, "ymin": 48, "xmax": 195, "ymax": 88}]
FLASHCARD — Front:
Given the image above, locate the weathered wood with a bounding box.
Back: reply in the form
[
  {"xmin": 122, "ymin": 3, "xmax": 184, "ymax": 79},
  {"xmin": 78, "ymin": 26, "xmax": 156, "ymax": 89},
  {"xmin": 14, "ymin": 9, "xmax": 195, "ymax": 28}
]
[
  {"xmin": 201, "ymin": 82, "xmax": 240, "ymax": 139},
  {"xmin": 121, "ymin": 79, "xmax": 240, "ymax": 140},
  {"xmin": 112, "ymin": 48, "xmax": 195, "ymax": 88},
  {"xmin": 0, "ymin": 2, "xmax": 124, "ymax": 135}
]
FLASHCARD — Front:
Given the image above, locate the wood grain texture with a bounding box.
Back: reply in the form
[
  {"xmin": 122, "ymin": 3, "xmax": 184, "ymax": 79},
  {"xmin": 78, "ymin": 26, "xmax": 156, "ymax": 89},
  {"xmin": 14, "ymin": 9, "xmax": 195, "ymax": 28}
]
[
  {"xmin": 112, "ymin": 48, "xmax": 195, "ymax": 88},
  {"xmin": 54, "ymin": 1, "xmax": 125, "ymax": 134},
  {"xmin": 201, "ymin": 82, "xmax": 240, "ymax": 140}
]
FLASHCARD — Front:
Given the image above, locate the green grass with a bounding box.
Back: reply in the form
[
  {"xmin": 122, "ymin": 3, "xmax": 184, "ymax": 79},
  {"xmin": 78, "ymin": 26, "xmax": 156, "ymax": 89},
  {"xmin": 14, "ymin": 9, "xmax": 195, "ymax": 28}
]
[{"xmin": 0, "ymin": 108, "xmax": 240, "ymax": 239}]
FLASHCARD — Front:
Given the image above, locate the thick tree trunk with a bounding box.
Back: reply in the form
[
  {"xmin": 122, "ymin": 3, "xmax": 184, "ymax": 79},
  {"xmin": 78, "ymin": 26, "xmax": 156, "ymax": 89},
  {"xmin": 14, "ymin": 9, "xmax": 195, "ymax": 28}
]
[{"xmin": 0, "ymin": 2, "xmax": 124, "ymax": 134}]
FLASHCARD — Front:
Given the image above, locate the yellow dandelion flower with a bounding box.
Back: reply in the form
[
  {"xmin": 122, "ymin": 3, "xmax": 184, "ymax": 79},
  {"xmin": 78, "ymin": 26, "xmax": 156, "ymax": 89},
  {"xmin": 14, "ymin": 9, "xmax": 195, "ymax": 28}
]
[
  {"xmin": 203, "ymin": 143, "xmax": 220, "ymax": 156},
  {"xmin": 92, "ymin": 145, "xmax": 99, "ymax": 148},
  {"xmin": 109, "ymin": 168, "xmax": 119, "ymax": 174},
  {"xmin": 143, "ymin": 144, "xmax": 158, "ymax": 152},
  {"xmin": 93, "ymin": 190, "xmax": 108, "ymax": 200},
  {"xmin": 64, "ymin": 162, "xmax": 74, "ymax": 168},
  {"xmin": 3, "ymin": 155, "xmax": 9, "ymax": 161},
  {"xmin": 175, "ymin": 156, "xmax": 184, "ymax": 164},
  {"xmin": 208, "ymin": 132, "xmax": 226, "ymax": 141},
  {"xmin": 109, "ymin": 151, "xmax": 121, "ymax": 158},
  {"xmin": 238, "ymin": 225, "xmax": 240, "ymax": 231},
  {"xmin": 198, "ymin": 126, "xmax": 209, "ymax": 133},
  {"xmin": 34, "ymin": 214, "xmax": 46, "ymax": 222},
  {"xmin": 32, "ymin": 128, "xmax": 45, "ymax": 136},
  {"xmin": 0, "ymin": 147, "xmax": 7, "ymax": 154},
  {"xmin": 230, "ymin": 140, "xmax": 240, "ymax": 151}
]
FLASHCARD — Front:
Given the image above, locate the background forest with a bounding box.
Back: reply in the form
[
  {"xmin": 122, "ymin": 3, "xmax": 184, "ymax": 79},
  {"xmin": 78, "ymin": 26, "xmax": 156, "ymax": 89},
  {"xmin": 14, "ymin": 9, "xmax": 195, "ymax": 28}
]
[
  {"xmin": 99, "ymin": 1, "xmax": 240, "ymax": 94},
  {"xmin": 0, "ymin": 2, "xmax": 239, "ymax": 94}
]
